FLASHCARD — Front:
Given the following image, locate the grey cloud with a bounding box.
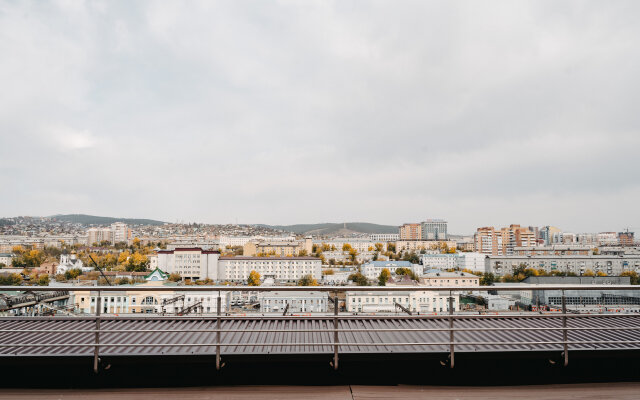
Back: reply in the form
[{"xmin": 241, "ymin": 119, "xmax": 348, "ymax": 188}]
[{"xmin": 0, "ymin": 0, "xmax": 638, "ymax": 233}]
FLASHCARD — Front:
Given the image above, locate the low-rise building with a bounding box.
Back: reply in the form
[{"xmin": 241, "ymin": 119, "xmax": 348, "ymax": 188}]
[
  {"xmin": 486, "ymin": 254, "xmax": 640, "ymax": 276},
  {"xmin": 420, "ymin": 269, "xmax": 479, "ymax": 287},
  {"xmin": 369, "ymin": 233, "xmax": 400, "ymax": 242},
  {"xmin": 0, "ymin": 253, "xmax": 15, "ymax": 267},
  {"xmin": 259, "ymin": 291, "xmax": 328, "ymax": 313},
  {"xmin": 73, "ymin": 281, "xmax": 229, "ymax": 315},
  {"xmin": 361, "ymin": 261, "xmax": 421, "ymax": 281},
  {"xmin": 346, "ymin": 290, "xmax": 459, "ymax": 313}
]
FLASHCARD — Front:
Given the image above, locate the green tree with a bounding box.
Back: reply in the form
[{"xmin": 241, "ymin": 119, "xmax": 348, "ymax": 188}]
[
  {"xmin": 621, "ymin": 270, "xmax": 639, "ymax": 285},
  {"xmin": 378, "ymin": 268, "xmax": 391, "ymax": 286},
  {"xmin": 401, "ymin": 252, "xmax": 419, "ymax": 264},
  {"xmin": 479, "ymin": 272, "xmax": 495, "ymax": 286},
  {"xmin": 322, "ymin": 269, "xmax": 335, "ymax": 276},
  {"xmin": 64, "ymin": 268, "xmax": 82, "ymax": 280},
  {"xmin": 0, "ymin": 273, "xmax": 23, "ymax": 285},
  {"xmin": 297, "ymin": 274, "xmax": 318, "ymax": 286},
  {"xmin": 348, "ymin": 271, "xmax": 369, "ymax": 286},
  {"xmin": 248, "ymin": 270, "xmax": 261, "ymax": 286},
  {"xmin": 387, "ymin": 243, "xmax": 396, "ymax": 253},
  {"xmin": 36, "ymin": 274, "xmax": 50, "ymax": 286}
]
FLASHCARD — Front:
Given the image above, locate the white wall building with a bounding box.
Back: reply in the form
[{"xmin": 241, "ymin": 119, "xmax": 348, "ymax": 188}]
[
  {"xmin": 369, "ymin": 233, "xmax": 400, "ymax": 242},
  {"xmin": 421, "ymin": 269, "xmax": 480, "ymax": 287},
  {"xmin": 56, "ymin": 252, "xmax": 93, "ymax": 275},
  {"xmin": 361, "ymin": 261, "xmax": 422, "ymax": 281},
  {"xmin": 456, "ymin": 252, "xmax": 487, "ymax": 273},
  {"xmin": 421, "ymin": 254, "xmax": 458, "ymax": 270},
  {"xmin": 346, "ymin": 290, "xmax": 459, "ymax": 313},
  {"xmin": 157, "ymin": 248, "xmax": 221, "ymax": 280},
  {"xmin": 219, "ymin": 256, "xmax": 321, "ymax": 283},
  {"xmin": 259, "ymin": 291, "xmax": 328, "ymax": 313},
  {"xmin": 486, "ymin": 254, "xmax": 640, "ymax": 276}
]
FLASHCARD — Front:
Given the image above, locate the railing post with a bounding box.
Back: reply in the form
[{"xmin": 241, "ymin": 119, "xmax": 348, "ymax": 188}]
[
  {"xmin": 562, "ymin": 290, "xmax": 568, "ymax": 367},
  {"xmin": 449, "ymin": 291, "xmax": 455, "ymax": 368},
  {"xmin": 333, "ymin": 296, "xmax": 339, "ymax": 370},
  {"xmin": 216, "ymin": 294, "xmax": 222, "ymax": 370},
  {"xmin": 93, "ymin": 290, "xmax": 101, "ymax": 374}
]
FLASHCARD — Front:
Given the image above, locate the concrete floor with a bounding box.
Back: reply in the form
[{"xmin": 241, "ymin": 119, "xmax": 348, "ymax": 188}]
[{"xmin": 1, "ymin": 383, "xmax": 639, "ymax": 400}]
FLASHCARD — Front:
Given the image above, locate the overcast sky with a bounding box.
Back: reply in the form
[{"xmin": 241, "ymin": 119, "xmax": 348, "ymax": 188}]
[{"xmin": 1, "ymin": 1, "xmax": 639, "ymax": 234}]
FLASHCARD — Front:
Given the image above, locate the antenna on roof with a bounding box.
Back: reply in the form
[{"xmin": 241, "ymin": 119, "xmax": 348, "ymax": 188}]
[{"xmin": 89, "ymin": 255, "xmax": 112, "ymax": 286}]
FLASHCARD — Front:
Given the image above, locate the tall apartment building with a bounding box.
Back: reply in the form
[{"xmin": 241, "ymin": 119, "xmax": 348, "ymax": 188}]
[
  {"xmin": 474, "ymin": 224, "xmax": 536, "ymax": 256},
  {"xmin": 619, "ymin": 231, "xmax": 635, "ymax": 247},
  {"xmin": 111, "ymin": 222, "xmax": 132, "ymax": 244},
  {"xmin": 87, "ymin": 227, "xmax": 113, "ymax": 245},
  {"xmin": 86, "ymin": 222, "xmax": 131, "ymax": 246},
  {"xmin": 539, "ymin": 226, "xmax": 562, "ymax": 245},
  {"xmin": 421, "ymin": 219, "xmax": 448, "ymax": 240},
  {"xmin": 399, "ymin": 223, "xmax": 422, "ymax": 240}
]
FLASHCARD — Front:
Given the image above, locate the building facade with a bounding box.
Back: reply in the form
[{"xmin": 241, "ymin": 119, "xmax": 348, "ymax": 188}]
[
  {"xmin": 399, "ymin": 223, "xmax": 422, "ymax": 240},
  {"xmin": 421, "ymin": 219, "xmax": 448, "ymax": 240},
  {"xmin": 346, "ymin": 290, "xmax": 459, "ymax": 313},
  {"xmin": 486, "ymin": 254, "xmax": 640, "ymax": 276},
  {"xmin": 369, "ymin": 233, "xmax": 400, "ymax": 242},
  {"xmin": 259, "ymin": 291, "xmax": 328, "ymax": 313}
]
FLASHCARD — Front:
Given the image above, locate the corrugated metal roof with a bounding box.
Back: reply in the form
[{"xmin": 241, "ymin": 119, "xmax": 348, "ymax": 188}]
[{"xmin": 0, "ymin": 315, "xmax": 638, "ymax": 358}]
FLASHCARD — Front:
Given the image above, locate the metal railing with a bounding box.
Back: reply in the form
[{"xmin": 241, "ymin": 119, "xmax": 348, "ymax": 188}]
[{"xmin": 1, "ymin": 285, "xmax": 640, "ymax": 373}]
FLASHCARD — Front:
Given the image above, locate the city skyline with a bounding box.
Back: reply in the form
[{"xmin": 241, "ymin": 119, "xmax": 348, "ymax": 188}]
[{"xmin": 1, "ymin": 1, "xmax": 639, "ymax": 234}]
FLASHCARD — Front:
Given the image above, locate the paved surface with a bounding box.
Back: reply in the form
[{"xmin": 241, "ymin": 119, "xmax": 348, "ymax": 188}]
[{"xmin": 1, "ymin": 383, "xmax": 639, "ymax": 400}]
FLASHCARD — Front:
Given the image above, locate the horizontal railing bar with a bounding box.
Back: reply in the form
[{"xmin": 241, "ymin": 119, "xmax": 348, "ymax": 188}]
[
  {"xmin": 2, "ymin": 326, "xmax": 640, "ymax": 334},
  {"xmin": 2, "ymin": 313, "xmax": 639, "ymax": 322},
  {"xmin": 2, "ymin": 284, "xmax": 640, "ymax": 292},
  {"xmin": 2, "ymin": 341, "xmax": 640, "ymax": 348}
]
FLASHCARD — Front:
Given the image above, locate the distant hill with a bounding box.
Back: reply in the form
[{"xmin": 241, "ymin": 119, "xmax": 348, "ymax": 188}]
[
  {"xmin": 50, "ymin": 214, "xmax": 165, "ymax": 226},
  {"xmin": 259, "ymin": 222, "xmax": 399, "ymax": 236}
]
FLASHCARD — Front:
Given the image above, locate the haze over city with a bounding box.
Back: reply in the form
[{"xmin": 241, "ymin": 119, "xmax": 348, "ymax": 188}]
[{"xmin": 1, "ymin": 1, "xmax": 639, "ymax": 234}]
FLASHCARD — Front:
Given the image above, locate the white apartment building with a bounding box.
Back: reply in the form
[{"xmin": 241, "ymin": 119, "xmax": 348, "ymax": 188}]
[
  {"xmin": 421, "ymin": 269, "xmax": 479, "ymax": 287},
  {"xmin": 321, "ymin": 251, "xmax": 377, "ymax": 264},
  {"xmin": 457, "ymin": 253, "xmax": 487, "ymax": 273},
  {"xmin": 421, "ymin": 254, "xmax": 458, "ymax": 270},
  {"xmin": 0, "ymin": 253, "xmax": 15, "ymax": 267},
  {"xmin": 219, "ymin": 256, "xmax": 321, "ymax": 283},
  {"xmin": 346, "ymin": 290, "xmax": 459, "ymax": 313},
  {"xmin": 167, "ymin": 240, "xmax": 220, "ymax": 250},
  {"xmin": 157, "ymin": 248, "xmax": 221, "ymax": 280},
  {"xmin": 315, "ymin": 238, "xmax": 378, "ymax": 253},
  {"xmin": 219, "ymin": 235, "xmax": 295, "ymax": 248},
  {"xmin": 597, "ymin": 232, "xmax": 619, "ymax": 246},
  {"xmin": 369, "ymin": 233, "xmax": 400, "ymax": 242},
  {"xmin": 111, "ymin": 222, "xmax": 131, "ymax": 244},
  {"xmin": 259, "ymin": 291, "xmax": 328, "ymax": 313},
  {"xmin": 420, "ymin": 252, "xmax": 487, "ymax": 273},
  {"xmin": 486, "ymin": 254, "xmax": 640, "ymax": 276},
  {"xmin": 87, "ymin": 227, "xmax": 113, "ymax": 246},
  {"xmin": 153, "ymin": 248, "xmax": 323, "ymax": 282}
]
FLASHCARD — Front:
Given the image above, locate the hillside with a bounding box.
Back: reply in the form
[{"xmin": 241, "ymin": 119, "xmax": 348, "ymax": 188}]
[
  {"xmin": 50, "ymin": 214, "xmax": 165, "ymax": 226},
  {"xmin": 259, "ymin": 222, "xmax": 399, "ymax": 235}
]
